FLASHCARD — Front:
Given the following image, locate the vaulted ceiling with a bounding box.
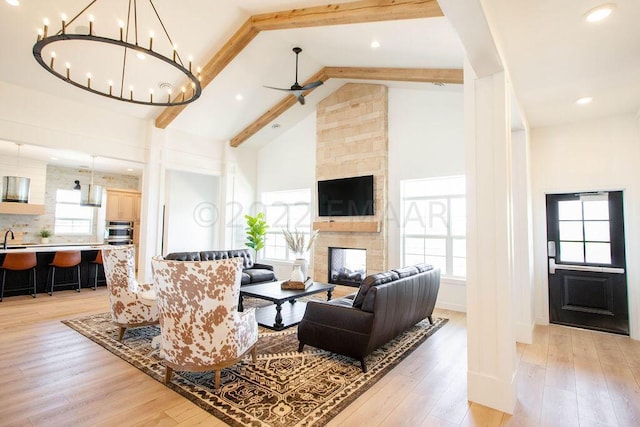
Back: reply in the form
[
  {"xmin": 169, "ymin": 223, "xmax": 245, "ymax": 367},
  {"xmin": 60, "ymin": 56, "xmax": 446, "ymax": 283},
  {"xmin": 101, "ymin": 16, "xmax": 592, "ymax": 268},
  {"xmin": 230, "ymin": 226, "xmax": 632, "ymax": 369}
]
[{"xmin": 1, "ymin": 0, "xmax": 638, "ymax": 154}]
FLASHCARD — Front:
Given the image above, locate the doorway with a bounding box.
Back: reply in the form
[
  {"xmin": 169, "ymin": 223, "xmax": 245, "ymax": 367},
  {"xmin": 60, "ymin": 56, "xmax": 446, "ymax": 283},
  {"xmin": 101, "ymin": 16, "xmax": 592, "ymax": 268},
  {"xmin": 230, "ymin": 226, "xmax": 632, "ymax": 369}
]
[{"xmin": 546, "ymin": 191, "xmax": 629, "ymax": 335}]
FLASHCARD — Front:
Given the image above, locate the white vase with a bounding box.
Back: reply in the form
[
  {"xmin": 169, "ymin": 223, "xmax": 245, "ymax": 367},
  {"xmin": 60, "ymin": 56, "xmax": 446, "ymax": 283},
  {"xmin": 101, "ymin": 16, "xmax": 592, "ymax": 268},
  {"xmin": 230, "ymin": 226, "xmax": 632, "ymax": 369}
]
[
  {"xmin": 290, "ymin": 264, "xmax": 305, "ymax": 283},
  {"xmin": 293, "ymin": 256, "xmax": 308, "ymax": 280},
  {"xmin": 41, "ymin": 237, "xmax": 49, "ymax": 244}
]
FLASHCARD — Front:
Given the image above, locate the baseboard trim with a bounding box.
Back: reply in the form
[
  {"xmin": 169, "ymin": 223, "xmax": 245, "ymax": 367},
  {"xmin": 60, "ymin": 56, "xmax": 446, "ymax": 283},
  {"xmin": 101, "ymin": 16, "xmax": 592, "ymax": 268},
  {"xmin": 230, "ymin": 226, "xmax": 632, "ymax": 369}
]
[
  {"xmin": 515, "ymin": 320, "xmax": 534, "ymax": 344},
  {"xmin": 435, "ymin": 302, "xmax": 466, "ymax": 312},
  {"xmin": 467, "ymin": 370, "xmax": 517, "ymax": 414}
]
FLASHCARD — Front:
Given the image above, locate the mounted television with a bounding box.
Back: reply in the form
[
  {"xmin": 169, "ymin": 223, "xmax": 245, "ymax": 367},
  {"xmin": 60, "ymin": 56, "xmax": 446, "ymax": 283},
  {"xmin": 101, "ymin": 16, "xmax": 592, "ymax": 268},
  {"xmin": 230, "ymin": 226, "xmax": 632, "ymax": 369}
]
[{"xmin": 318, "ymin": 175, "xmax": 374, "ymax": 217}]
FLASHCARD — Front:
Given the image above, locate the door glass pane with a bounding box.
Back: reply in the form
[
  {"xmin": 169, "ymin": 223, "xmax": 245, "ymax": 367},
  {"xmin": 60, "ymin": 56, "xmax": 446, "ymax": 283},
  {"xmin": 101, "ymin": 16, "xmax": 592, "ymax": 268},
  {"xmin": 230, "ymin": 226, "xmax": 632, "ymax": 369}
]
[
  {"xmin": 585, "ymin": 242, "xmax": 611, "ymax": 264},
  {"xmin": 584, "ymin": 221, "xmax": 610, "ymax": 242},
  {"xmin": 559, "ymin": 221, "xmax": 583, "ymax": 241},
  {"xmin": 558, "ymin": 200, "xmax": 582, "ymax": 220},
  {"xmin": 560, "ymin": 241, "xmax": 584, "ymax": 263},
  {"xmin": 583, "ymin": 200, "xmax": 609, "ymax": 220}
]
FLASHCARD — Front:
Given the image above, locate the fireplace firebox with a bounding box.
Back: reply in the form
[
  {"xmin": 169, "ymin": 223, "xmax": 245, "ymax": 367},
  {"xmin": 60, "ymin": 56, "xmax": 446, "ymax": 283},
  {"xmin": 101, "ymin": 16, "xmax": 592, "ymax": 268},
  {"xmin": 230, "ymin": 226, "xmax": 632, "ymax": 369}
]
[{"xmin": 328, "ymin": 247, "xmax": 366, "ymax": 287}]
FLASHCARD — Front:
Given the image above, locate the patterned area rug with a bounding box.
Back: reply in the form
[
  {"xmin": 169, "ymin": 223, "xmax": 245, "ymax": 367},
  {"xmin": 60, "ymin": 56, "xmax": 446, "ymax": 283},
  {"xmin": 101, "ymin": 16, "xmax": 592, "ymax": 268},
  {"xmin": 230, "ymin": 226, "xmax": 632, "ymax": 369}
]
[{"xmin": 63, "ymin": 312, "xmax": 447, "ymax": 426}]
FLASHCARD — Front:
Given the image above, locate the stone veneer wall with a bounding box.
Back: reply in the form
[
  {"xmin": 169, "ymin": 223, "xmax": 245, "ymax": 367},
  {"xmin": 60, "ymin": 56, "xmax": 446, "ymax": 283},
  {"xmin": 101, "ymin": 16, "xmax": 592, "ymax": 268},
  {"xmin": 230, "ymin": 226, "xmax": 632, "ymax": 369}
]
[
  {"xmin": 313, "ymin": 83, "xmax": 388, "ymax": 283},
  {"xmin": 0, "ymin": 165, "xmax": 139, "ymax": 244}
]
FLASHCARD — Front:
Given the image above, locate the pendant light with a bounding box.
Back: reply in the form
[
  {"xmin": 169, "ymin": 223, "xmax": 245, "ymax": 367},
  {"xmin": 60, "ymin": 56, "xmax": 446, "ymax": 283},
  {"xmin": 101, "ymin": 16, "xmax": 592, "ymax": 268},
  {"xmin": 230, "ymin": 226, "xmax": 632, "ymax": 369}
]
[
  {"xmin": 1, "ymin": 143, "xmax": 31, "ymax": 203},
  {"xmin": 80, "ymin": 156, "xmax": 103, "ymax": 207}
]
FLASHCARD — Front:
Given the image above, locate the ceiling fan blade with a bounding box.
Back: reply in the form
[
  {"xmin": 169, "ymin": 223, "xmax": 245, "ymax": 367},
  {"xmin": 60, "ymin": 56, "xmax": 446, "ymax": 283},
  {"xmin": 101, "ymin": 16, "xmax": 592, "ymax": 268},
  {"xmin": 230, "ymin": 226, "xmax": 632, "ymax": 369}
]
[
  {"xmin": 300, "ymin": 80, "xmax": 323, "ymax": 91},
  {"xmin": 297, "ymin": 94, "xmax": 306, "ymax": 105},
  {"xmin": 263, "ymin": 85, "xmax": 295, "ymax": 92}
]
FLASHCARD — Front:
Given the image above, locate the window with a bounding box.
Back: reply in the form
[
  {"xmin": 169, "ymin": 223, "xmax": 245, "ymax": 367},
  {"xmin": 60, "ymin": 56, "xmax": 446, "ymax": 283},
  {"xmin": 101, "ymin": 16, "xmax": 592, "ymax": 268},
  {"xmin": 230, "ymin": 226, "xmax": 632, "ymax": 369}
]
[
  {"xmin": 55, "ymin": 189, "xmax": 94, "ymax": 235},
  {"xmin": 401, "ymin": 176, "xmax": 466, "ymax": 278},
  {"xmin": 557, "ymin": 195, "xmax": 611, "ymax": 264},
  {"xmin": 262, "ymin": 189, "xmax": 312, "ymax": 261}
]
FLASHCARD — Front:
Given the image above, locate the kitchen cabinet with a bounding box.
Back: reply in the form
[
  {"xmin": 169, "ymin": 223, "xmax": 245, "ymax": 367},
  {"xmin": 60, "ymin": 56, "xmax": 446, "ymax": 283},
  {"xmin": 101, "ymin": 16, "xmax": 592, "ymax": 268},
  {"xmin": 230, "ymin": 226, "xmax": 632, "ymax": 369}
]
[{"xmin": 106, "ymin": 189, "xmax": 140, "ymax": 221}]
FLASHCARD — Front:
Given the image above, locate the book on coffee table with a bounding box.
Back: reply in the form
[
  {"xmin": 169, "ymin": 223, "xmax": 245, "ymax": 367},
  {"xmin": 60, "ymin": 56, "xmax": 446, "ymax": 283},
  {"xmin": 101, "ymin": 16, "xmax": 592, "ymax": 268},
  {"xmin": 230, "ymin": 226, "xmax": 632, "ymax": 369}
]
[{"xmin": 281, "ymin": 278, "xmax": 312, "ymax": 290}]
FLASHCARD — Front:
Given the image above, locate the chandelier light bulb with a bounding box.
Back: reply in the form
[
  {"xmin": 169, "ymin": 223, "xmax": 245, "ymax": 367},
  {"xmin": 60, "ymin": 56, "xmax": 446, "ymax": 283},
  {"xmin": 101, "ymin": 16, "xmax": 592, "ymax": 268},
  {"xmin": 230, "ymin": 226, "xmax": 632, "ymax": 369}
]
[
  {"xmin": 43, "ymin": 18, "xmax": 49, "ymax": 38},
  {"xmin": 49, "ymin": 51, "xmax": 56, "ymax": 68},
  {"xmin": 65, "ymin": 62, "xmax": 70, "ymax": 79},
  {"xmin": 129, "ymin": 85, "xmax": 134, "ymax": 100},
  {"xmin": 584, "ymin": 4, "xmax": 616, "ymax": 22},
  {"xmin": 89, "ymin": 15, "xmax": 94, "ymax": 34},
  {"xmin": 188, "ymin": 55, "xmax": 193, "ymax": 72},
  {"xmin": 108, "ymin": 80, "xmax": 113, "ymax": 96},
  {"xmin": 86, "ymin": 72, "xmax": 92, "ymax": 88},
  {"xmin": 61, "ymin": 13, "xmax": 67, "ymax": 34},
  {"xmin": 149, "ymin": 31, "xmax": 154, "ymax": 50},
  {"xmin": 118, "ymin": 20, "xmax": 124, "ymax": 40}
]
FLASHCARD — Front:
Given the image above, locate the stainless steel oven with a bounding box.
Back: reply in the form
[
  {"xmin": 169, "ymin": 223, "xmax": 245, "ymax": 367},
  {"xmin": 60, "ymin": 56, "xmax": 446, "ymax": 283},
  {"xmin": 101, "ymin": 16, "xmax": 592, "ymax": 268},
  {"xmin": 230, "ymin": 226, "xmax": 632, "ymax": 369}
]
[{"xmin": 105, "ymin": 220, "xmax": 133, "ymax": 245}]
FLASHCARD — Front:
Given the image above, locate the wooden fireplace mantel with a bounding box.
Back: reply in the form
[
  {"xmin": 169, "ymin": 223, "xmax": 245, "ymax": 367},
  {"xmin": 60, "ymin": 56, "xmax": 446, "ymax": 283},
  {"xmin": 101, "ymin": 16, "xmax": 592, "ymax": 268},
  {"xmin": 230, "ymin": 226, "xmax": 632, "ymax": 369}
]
[{"xmin": 313, "ymin": 220, "xmax": 380, "ymax": 233}]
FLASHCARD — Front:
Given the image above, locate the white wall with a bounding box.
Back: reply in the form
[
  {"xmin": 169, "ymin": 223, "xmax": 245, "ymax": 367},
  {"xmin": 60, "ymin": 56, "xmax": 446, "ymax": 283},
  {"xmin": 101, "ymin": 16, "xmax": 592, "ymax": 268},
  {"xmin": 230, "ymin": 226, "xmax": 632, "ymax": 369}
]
[
  {"xmin": 388, "ymin": 87, "xmax": 466, "ymax": 311},
  {"xmin": 530, "ymin": 113, "xmax": 640, "ymax": 339},
  {"xmin": 164, "ymin": 170, "xmax": 220, "ymax": 254},
  {"xmin": 256, "ymin": 112, "xmax": 316, "ymax": 279}
]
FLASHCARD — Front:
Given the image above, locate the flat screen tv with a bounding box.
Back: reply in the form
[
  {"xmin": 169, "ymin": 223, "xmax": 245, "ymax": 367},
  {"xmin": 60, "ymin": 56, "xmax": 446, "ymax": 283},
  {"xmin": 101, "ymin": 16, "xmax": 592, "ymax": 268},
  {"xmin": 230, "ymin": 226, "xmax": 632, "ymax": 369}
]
[{"xmin": 318, "ymin": 175, "xmax": 374, "ymax": 217}]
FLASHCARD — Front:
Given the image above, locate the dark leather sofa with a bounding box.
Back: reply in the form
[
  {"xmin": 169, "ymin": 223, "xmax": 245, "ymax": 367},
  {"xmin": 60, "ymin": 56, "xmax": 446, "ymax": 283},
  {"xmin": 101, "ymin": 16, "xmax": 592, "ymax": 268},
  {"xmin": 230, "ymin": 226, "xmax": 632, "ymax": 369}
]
[
  {"xmin": 297, "ymin": 263, "xmax": 440, "ymax": 372},
  {"xmin": 164, "ymin": 249, "xmax": 276, "ymax": 286}
]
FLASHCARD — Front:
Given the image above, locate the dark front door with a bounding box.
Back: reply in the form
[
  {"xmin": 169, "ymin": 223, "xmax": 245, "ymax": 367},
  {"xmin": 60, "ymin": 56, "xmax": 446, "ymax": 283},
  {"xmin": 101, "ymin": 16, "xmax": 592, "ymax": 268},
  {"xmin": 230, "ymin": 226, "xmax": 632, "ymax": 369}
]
[{"xmin": 546, "ymin": 191, "xmax": 629, "ymax": 335}]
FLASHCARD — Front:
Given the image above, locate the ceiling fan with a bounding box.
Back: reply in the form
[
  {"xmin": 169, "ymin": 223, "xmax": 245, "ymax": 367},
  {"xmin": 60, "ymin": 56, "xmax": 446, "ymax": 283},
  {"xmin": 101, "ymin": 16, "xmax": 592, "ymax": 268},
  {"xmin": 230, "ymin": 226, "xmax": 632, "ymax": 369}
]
[{"xmin": 264, "ymin": 47, "xmax": 323, "ymax": 105}]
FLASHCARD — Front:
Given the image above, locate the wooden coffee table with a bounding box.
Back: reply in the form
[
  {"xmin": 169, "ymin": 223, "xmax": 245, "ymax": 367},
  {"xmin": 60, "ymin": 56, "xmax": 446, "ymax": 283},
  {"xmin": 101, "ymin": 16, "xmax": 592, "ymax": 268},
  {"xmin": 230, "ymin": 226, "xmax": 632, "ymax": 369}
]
[{"xmin": 239, "ymin": 281, "xmax": 336, "ymax": 331}]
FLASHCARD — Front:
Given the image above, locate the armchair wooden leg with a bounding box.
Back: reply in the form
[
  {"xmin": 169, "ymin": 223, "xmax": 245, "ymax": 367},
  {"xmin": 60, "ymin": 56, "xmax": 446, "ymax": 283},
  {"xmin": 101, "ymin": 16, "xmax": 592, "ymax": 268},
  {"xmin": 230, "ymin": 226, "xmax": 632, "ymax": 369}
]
[
  {"xmin": 164, "ymin": 366, "xmax": 173, "ymax": 384},
  {"xmin": 298, "ymin": 342, "xmax": 305, "ymax": 352},
  {"xmin": 117, "ymin": 326, "xmax": 126, "ymax": 342},
  {"xmin": 360, "ymin": 358, "xmax": 368, "ymax": 373},
  {"xmin": 251, "ymin": 344, "xmax": 257, "ymax": 363},
  {"xmin": 214, "ymin": 370, "xmax": 221, "ymax": 390}
]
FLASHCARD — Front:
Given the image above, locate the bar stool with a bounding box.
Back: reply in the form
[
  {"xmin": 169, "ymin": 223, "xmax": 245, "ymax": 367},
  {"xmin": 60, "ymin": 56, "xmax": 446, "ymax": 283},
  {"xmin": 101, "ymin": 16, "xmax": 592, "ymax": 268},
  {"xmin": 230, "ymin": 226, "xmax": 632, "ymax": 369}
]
[
  {"xmin": 90, "ymin": 250, "xmax": 104, "ymax": 290},
  {"xmin": 48, "ymin": 251, "xmax": 82, "ymax": 295},
  {"xmin": 1, "ymin": 253, "xmax": 37, "ymax": 302}
]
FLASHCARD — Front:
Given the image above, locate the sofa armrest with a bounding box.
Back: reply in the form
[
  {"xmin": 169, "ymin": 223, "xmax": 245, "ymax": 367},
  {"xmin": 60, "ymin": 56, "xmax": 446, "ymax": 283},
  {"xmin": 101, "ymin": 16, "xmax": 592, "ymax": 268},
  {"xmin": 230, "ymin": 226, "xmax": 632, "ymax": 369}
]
[
  {"xmin": 301, "ymin": 300, "xmax": 373, "ymax": 334},
  {"xmin": 251, "ymin": 262, "xmax": 274, "ymax": 271}
]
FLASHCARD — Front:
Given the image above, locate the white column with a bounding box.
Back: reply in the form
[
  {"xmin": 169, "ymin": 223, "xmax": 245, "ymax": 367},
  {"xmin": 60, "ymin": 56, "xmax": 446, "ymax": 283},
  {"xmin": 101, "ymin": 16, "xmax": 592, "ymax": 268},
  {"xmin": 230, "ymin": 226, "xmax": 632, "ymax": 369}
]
[
  {"xmin": 464, "ymin": 60, "xmax": 518, "ymax": 413},
  {"xmin": 511, "ymin": 129, "xmax": 535, "ymax": 344},
  {"xmin": 138, "ymin": 125, "xmax": 167, "ymax": 283}
]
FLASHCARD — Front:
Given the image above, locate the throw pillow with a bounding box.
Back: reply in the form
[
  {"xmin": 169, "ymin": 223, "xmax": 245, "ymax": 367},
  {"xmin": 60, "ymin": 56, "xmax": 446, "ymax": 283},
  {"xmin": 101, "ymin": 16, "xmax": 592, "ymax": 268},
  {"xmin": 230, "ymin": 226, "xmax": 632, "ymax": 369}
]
[{"xmin": 352, "ymin": 271, "xmax": 399, "ymax": 308}]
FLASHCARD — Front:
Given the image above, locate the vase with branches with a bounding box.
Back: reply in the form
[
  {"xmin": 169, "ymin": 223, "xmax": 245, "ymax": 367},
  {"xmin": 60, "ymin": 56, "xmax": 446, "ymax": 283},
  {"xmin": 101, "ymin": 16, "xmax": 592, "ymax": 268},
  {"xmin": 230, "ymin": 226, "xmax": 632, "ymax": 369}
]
[{"xmin": 283, "ymin": 229, "xmax": 319, "ymax": 280}]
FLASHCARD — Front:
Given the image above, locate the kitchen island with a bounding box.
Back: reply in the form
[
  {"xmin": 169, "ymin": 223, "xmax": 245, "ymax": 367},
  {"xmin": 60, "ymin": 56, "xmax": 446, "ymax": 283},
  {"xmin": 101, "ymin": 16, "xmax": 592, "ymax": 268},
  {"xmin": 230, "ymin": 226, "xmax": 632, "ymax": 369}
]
[{"xmin": 0, "ymin": 243, "xmax": 109, "ymax": 298}]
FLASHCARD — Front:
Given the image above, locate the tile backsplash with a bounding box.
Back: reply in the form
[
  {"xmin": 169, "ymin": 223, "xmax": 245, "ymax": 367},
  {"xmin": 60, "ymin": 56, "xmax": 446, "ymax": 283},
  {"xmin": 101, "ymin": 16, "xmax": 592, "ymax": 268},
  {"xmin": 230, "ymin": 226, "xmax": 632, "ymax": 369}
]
[{"xmin": 1, "ymin": 165, "xmax": 139, "ymax": 244}]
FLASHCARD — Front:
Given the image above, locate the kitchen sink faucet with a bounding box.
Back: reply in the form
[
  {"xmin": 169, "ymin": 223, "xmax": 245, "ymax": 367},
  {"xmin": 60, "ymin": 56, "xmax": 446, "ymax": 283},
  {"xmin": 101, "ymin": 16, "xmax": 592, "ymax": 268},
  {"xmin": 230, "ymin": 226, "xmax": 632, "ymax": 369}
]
[{"xmin": 3, "ymin": 229, "xmax": 14, "ymax": 250}]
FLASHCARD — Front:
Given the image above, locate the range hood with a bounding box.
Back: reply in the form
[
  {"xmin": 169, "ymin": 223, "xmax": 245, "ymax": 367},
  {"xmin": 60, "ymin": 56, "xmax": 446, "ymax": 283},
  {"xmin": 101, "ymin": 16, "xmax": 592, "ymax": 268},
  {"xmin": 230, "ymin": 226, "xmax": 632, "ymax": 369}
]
[{"xmin": 1, "ymin": 176, "xmax": 30, "ymax": 203}]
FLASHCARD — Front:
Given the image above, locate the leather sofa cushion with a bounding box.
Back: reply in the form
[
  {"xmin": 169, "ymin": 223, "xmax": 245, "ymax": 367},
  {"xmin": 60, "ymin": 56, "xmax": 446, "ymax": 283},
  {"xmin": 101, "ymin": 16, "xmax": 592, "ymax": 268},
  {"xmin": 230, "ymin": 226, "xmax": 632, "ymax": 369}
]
[
  {"xmin": 228, "ymin": 249, "xmax": 255, "ymax": 269},
  {"xmin": 241, "ymin": 272, "xmax": 251, "ymax": 285},
  {"xmin": 414, "ymin": 263, "xmax": 434, "ymax": 273},
  {"xmin": 352, "ymin": 270, "xmax": 399, "ymax": 309},
  {"xmin": 244, "ymin": 268, "xmax": 276, "ymax": 283},
  {"xmin": 200, "ymin": 251, "xmax": 229, "ymax": 261},
  {"xmin": 392, "ymin": 265, "xmax": 419, "ymax": 278},
  {"xmin": 165, "ymin": 252, "xmax": 201, "ymax": 261}
]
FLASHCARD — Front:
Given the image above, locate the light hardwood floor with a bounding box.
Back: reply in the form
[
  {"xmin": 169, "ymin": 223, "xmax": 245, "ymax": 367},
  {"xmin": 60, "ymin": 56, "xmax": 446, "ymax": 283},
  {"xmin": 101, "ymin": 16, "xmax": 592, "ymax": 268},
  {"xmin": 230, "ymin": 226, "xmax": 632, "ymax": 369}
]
[{"xmin": 1, "ymin": 287, "xmax": 639, "ymax": 426}]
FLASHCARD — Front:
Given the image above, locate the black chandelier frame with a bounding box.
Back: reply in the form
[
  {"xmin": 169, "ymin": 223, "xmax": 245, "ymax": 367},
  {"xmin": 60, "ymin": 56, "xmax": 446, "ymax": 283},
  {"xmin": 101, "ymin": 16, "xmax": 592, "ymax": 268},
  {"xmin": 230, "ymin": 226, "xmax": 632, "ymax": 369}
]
[{"xmin": 32, "ymin": 0, "xmax": 202, "ymax": 107}]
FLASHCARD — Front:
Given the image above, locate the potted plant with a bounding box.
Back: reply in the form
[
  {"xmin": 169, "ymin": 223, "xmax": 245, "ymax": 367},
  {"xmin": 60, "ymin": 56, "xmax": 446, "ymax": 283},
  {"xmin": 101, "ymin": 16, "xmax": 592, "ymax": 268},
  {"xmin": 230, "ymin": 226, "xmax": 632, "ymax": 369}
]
[
  {"xmin": 282, "ymin": 229, "xmax": 319, "ymax": 281},
  {"xmin": 244, "ymin": 213, "xmax": 268, "ymax": 258},
  {"xmin": 39, "ymin": 229, "xmax": 52, "ymax": 244}
]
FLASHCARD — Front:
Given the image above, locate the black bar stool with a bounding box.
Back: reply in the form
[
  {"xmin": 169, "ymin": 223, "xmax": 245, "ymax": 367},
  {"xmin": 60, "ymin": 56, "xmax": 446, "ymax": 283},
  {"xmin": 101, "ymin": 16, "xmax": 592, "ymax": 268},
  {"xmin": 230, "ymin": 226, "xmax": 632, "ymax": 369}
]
[
  {"xmin": 1, "ymin": 252, "xmax": 37, "ymax": 302},
  {"xmin": 91, "ymin": 250, "xmax": 104, "ymax": 290},
  {"xmin": 48, "ymin": 251, "xmax": 82, "ymax": 295}
]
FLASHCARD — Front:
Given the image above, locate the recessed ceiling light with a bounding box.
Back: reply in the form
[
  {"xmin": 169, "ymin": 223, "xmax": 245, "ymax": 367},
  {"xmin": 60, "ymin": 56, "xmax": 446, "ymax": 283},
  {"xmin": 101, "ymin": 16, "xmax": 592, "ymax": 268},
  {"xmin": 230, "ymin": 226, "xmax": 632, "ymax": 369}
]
[
  {"xmin": 370, "ymin": 40, "xmax": 380, "ymax": 49},
  {"xmin": 576, "ymin": 97, "xmax": 593, "ymax": 105},
  {"xmin": 5, "ymin": 0, "xmax": 20, "ymax": 6},
  {"xmin": 584, "ymin": 3, "xmax": 616, "ymax": 22},
  {"xmin": 127, "ymin": 168, "xmax": 134, "ymax": 172},
  {"xmin": 235, "ymin": 94, "xmax": 243, "ymax": 101},
  {"xmin": 50, "ymin": 157, "xmax": 59, "ymax": 161},
  {"xmin": 137, "ymin": 52, "xmax": 146, "ymax": 60}
]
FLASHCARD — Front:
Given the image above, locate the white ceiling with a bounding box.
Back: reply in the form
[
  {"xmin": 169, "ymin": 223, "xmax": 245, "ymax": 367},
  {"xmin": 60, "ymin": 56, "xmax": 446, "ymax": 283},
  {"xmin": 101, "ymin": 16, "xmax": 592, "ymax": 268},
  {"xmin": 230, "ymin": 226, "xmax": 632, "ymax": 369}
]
[{"xmin": 0, "ymin": 0, "xmax": 638, "ymax": 167}]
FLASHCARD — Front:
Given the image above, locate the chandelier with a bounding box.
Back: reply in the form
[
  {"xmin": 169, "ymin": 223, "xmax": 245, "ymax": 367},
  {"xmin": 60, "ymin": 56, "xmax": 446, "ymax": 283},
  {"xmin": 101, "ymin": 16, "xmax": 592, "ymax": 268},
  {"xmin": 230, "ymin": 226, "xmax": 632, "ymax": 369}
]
[{"xmin": 32, "ymin": 0, "xmax": 202, "ymax": 106}]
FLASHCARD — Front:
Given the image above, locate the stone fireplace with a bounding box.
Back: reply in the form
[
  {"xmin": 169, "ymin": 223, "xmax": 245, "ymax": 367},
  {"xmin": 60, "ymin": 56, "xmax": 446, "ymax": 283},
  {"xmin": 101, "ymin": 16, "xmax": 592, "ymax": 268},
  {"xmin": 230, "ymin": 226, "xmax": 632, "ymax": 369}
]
[{"xmin": 313, "ymin": 83, "xmax": 388, "ymax": 283}]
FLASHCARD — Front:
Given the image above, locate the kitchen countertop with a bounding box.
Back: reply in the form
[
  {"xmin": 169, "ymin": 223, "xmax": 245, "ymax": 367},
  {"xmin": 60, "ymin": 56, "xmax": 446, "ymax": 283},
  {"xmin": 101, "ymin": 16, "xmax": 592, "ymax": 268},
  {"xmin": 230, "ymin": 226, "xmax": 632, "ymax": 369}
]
[{"xmin": 0, "ymin": 242, "xmax": 109, "ymax": 254}]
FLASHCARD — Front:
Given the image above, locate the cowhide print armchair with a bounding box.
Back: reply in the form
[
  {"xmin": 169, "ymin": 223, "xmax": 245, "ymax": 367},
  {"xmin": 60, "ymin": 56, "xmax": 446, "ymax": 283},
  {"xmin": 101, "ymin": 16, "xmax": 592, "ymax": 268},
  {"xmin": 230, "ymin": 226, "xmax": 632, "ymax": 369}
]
[
  {"xmin": 151, "ymin": 256, "xmax": 258, "ymax": 389},
  {"xmin": 102, "ymin": 245, "xmax": 159, "ymax": 341}
]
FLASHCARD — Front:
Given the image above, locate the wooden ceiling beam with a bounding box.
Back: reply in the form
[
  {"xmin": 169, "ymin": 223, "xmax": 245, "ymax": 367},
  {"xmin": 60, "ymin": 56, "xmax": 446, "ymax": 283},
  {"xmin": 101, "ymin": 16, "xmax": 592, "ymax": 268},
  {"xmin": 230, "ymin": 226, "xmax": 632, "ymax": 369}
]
[
  {"xmin": 324, "ymin": 66, "xmax": 463, "ymax": 84},
  {"xmin": 250, "ymin": 0, "xmax": 443, "ymax": 31},
  {"xmin": 155, "ymin": 0, "xmax": 444, "ymax": 129},
  {"xmin": 230, "ymin": 69, "xmax": 329, "ymax": 148},
  {"xmin": 230, "ymin": 66, "xmax": 463, "ymax": 147}
]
